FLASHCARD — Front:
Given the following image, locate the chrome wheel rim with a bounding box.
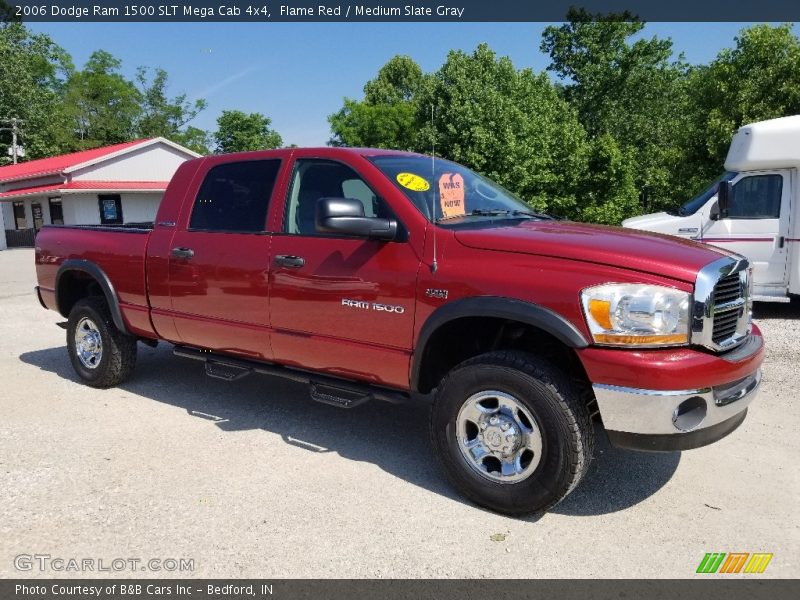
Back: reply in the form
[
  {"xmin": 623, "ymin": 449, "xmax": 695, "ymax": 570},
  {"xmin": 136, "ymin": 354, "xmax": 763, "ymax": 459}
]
[
  {"xmin": 455, "ymin": 390, "xmax": 542, "ymax": 484},
  {"xmin": 74, "ymin": 317, "xmax": 103, "ymax": 369}
]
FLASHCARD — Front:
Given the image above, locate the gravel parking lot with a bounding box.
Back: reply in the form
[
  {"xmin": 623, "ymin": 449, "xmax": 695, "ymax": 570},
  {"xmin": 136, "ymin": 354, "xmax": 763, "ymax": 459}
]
[{"xmin": 1, "ymin": 247, "xmax": 798, "ymax": 578}]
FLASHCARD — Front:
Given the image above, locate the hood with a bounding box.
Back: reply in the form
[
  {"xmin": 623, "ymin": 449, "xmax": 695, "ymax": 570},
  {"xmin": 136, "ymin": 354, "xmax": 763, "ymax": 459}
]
[
  {"xmin": 453, "ymin": 220, "xmax": 728, "ymax": 283},
  {"xmin": 622, "ymin": 211, "xmax": 676, "ymax": 229}
]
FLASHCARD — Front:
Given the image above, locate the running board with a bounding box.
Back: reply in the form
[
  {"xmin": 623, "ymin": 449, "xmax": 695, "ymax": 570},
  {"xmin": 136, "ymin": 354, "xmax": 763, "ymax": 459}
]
[{"xmin": 173, "ymin": 346, "xmax": 409, "ymax": 407}]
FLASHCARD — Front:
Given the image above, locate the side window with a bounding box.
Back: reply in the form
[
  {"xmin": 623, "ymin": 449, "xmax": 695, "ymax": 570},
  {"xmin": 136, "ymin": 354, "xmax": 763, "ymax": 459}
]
[
  {"xmin": 189, "ymin": 160, "xmax": 280, "ymax": 233},
  {"xmin": 285, "ymin": 160, "xmax": 380, "ymax": 235},
  {"xmin": 727, "ymin": 175, "xmax": 782, "ymax": 219}
]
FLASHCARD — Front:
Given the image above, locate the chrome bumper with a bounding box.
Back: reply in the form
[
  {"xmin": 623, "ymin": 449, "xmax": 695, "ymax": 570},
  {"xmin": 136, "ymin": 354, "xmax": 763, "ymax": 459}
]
[{"xmin": 594, "ymin": 369, "xmax": 761, "ymax": 452}]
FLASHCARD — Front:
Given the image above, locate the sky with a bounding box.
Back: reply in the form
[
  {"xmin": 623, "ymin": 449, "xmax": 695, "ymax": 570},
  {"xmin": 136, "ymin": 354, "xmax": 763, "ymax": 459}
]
[{"xmin": 27, "ymin": 21, "xmax": 772, "ymax": 146}]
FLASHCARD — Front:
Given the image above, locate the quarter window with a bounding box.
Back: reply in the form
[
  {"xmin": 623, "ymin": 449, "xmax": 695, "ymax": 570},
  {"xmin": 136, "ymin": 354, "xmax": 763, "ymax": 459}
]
[
  {"xmin": 189, "ymin": 160, "xmax": 281, "ymax": 233},
  {"xmin": 727, "ymin": 175, "xmax": 782, "ymax": 219}
]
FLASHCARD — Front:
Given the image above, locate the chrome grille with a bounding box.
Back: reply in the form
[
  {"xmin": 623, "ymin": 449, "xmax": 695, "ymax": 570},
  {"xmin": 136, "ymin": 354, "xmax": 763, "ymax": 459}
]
[
  {"xmin": 712, "ymin": 274, "xmax": 745, "ymax": 344},
  {"xmin": 692, "ymin": 257, "xmax": 752, "ymax": 352}
]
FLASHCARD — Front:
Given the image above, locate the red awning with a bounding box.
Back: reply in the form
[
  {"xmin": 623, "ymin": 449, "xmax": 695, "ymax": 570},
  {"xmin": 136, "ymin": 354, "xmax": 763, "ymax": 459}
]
[{"xmin": 0, "ymin": 180, "xmax": 171, "ymax": 200}]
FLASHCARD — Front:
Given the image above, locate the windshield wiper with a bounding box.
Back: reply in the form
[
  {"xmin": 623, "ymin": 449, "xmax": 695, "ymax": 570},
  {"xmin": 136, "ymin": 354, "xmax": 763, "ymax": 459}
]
[{"xmin": 437, "ymin": 209, "xmax": 551, "ymax": 223}]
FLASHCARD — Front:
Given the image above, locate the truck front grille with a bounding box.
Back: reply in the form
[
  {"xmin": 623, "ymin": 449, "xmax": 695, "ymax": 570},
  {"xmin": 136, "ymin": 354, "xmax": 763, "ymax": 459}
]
[
  {"xmin": 711, "ymin": 274, "xmax": 746, "ymax": 345},
  {"xmin": 692, "ymin": 257, "xmax": 752, "ymax": 352}
]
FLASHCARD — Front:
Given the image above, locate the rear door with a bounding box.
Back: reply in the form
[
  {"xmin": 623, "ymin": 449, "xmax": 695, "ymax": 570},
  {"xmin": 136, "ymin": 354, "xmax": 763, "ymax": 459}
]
[
  {"xmin": 167, "ymin": 158, "xmax": 282, "ymax": 361},
  {"xmin": 702, "ymin": 170, "xmax": 792, "ymax": 289},
  {"xmin": 268, "ymin": 157, "xmax": 421, "ymax": 388}
]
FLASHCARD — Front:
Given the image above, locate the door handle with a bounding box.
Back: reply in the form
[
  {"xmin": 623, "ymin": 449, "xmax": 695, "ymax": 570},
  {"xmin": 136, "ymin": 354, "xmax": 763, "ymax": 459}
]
[
  {"xmin": 778, "ymin": 236, "xmax": 786, "ymax": 249},
  {"xmin": 171, "ymin": 247, "xmax": 195, "ymax": 259},
  {"xmin": 274, "ymin": 254, "xmax": 305, "ymax": 268}
]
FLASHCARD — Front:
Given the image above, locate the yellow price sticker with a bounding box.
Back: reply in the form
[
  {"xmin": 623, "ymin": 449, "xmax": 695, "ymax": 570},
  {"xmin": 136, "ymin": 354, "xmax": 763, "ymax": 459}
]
[{"xmin": 396, "ymin": 172, "xmax": 430, "ymax": 192}]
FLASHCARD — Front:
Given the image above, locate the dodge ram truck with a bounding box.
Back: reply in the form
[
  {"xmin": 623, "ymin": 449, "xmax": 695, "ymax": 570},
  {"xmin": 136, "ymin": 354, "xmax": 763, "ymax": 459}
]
[{"xmin": 34, "ymin": 147, "xmax": 764, "ymax": 515}]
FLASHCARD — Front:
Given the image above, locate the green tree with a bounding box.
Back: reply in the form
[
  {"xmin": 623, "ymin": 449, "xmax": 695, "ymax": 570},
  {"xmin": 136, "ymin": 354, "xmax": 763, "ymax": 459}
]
[
  {"xmin": 213, "ymin": 109, "xmax": 282, "ymax": 153},
  {"xmin": 328, "ymin": 55, "xmax": 423, "ymax": 149},
  {"xmin": 63, "ymin": 50, "xmax": 141, "ymax": 148},
  {"xmin": 135, "ymin": 67, "xmax": 207, "ymax": 143},
  {"xmin": 0, "ymin": 22, "xmax": 72, "ymax": 161},
  {"xmin": 683, "ymin": 24, "xmax": 800, "ymax": 189},
  {"xmin": 415, "ymin": 44, "xmax": 587, "ymax": 218},
  {"xmin": 542, "ymin": 10, "xmax": 690, "ymax": 214}
]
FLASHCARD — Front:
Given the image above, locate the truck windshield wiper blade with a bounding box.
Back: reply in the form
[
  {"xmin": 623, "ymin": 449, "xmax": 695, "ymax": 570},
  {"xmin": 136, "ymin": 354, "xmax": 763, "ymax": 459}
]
[{"xmin": 436, "ymin": 209, "xmax": 551, "ymax": 223}]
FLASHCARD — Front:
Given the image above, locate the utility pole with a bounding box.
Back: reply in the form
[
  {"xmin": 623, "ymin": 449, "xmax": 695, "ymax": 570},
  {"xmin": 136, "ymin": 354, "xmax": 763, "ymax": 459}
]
[{"xmin": 0, "ymin": 118, "xmax": 26, "ymax": 164}]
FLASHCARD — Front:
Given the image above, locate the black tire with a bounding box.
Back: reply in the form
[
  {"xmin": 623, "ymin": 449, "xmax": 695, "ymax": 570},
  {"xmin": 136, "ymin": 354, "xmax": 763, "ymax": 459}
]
[
  {"xmin": 430, "ymin": 351, "xmax": 593, "ymax": 515},
  {"xmin": 67, "ymin": 296, "xmax": 137, "ymax": 388}
]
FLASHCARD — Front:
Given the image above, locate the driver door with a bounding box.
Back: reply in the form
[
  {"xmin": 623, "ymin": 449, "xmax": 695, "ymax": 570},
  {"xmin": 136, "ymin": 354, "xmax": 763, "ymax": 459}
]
[
  {"xmin": 702, "ymin": 170, "xmax": 792, "ymax": 289},
  {"xmin": 269, "ymin": 158, "xmax": 421, "ymax": 388}
]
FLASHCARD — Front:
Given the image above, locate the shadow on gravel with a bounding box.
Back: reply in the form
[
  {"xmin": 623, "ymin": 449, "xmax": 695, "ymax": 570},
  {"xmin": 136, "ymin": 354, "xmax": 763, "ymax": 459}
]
[
  {"xmin": 20, "ymin": 344, "xmax": 679, "ymax": 518},
  {"xmin": 753, "ymin": 301, "xmax": 800, "ymax": 320}
]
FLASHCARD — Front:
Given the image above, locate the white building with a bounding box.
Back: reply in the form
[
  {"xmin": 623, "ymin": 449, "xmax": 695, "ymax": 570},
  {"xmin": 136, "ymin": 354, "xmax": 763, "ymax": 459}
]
[{"xmin": 0, "ymin": 138, "xmax": 200, "ymax": 249}]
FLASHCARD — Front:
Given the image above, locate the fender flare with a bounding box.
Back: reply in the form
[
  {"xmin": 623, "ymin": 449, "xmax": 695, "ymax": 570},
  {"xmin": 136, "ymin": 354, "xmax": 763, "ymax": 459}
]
[
  {"xmin": 55, "ymin": 259, "xmax": 129, "ymax": 335},
  {"xmin": 410, "ymin": 296, "xmax": 589, "ymax": 392}
]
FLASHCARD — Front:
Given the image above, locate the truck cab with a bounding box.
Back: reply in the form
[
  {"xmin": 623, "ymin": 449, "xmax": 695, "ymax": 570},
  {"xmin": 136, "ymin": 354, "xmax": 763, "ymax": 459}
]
[{"xmin": 623, "ymin": 115, "xmax": 800, "ymax": 302}]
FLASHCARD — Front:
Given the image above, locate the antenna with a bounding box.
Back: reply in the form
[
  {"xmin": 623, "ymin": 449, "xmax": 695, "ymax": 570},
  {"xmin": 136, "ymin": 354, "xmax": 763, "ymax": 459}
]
[{"xmin": 430, "ymin": 105, "xmax": 438, "ymax": 274}]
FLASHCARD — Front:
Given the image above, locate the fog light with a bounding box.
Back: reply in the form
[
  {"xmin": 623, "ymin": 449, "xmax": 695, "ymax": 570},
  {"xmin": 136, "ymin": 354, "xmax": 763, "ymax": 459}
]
[{"xmin": 672, "ymin": 396, "xmax": 707, "ymax": 432}]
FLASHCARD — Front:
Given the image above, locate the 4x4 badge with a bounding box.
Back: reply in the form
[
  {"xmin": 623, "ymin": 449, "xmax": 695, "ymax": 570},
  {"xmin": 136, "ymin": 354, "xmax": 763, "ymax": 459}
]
[{"xmin": 425, "ymin": 288, "xmax": 448, "ymax": 299}]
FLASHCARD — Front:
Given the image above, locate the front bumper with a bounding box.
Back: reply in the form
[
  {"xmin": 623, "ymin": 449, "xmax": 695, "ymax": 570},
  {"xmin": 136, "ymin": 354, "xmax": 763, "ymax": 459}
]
[
  {"xmin": 583, "ymin": 328, "xmax": 764, "ymax": 452},
  {"xmin": 594, "ymin": 369, "xmax": 761, "ymax": 451}
]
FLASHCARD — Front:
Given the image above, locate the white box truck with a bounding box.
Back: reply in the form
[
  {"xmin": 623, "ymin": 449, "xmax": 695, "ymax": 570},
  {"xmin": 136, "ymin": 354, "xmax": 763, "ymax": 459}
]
[{"xmin": 623, "ymin": 115, "xmax": 800, "ymax": 302}]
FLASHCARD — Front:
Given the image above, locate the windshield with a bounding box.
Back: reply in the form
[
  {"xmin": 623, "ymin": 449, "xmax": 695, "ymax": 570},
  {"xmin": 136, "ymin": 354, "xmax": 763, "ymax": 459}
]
[
  {"xmin": 369, "ymin": 155, "xmax": 547, "ymax": 225},
  {"xmin": 675, "ymin": 172, "xmax": 737, "ymax": 216}
]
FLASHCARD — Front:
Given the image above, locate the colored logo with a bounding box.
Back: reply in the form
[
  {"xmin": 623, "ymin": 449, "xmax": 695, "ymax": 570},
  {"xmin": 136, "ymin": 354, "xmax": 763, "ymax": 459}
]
[{"xmin": 696, "ymin": 552, "xmax": 773, "ymax": 574}]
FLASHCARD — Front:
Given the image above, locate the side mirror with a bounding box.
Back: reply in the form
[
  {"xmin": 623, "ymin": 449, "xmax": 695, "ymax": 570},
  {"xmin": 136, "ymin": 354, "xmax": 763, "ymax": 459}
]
[
  {"xmin": 709, "ymin": 202, "xmax": 720, "ymax": 221},
  {"xmin": 716, "ymin": 181, "xmax": 732, "ymax": 219},
  {"xmin": 316, "ymin": 197, "xmax": 397, "ymax": 241}
]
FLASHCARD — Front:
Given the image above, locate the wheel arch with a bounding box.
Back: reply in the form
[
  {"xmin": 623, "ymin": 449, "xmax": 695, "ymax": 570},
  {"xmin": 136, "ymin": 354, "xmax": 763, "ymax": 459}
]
[
  {"xmin": 411, "ymin": 297, "xmax": 589, "ymax": 394},
  {"xmin": 55, "ymin": 259, "xmax": 129, "ymax": 335}
]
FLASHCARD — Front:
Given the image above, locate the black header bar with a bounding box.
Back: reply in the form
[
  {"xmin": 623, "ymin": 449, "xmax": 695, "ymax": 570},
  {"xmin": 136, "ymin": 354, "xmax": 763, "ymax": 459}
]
[{"xmin": 5, "ymin": 0, "xmax": 800, "ymax": 23}]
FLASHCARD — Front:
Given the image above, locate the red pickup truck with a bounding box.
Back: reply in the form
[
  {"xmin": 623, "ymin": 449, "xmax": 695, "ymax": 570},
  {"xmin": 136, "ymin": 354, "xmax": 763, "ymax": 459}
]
[{"xmin": 34, "ymin": 147, "xmax": 764, "ymax": 515}]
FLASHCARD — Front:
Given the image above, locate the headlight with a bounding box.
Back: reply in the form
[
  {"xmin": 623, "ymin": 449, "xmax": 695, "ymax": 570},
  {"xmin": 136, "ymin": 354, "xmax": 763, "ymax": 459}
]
[{"xmin": 580, "ymin": 284, "xmax": 691, "ymax": 346}]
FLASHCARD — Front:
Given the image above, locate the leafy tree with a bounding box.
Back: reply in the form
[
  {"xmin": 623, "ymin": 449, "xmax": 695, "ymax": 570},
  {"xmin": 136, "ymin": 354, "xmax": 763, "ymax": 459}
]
[
  {"xmin": 683, "ymin": 24, "xmax": 800, "ymax": 189},
  {"xmin": 135, "ymin": 67, "xmax": 206, "ymax": 141},
  {"xmin": 0, "ymin": 22, "xmax": 72, "ymax": 161},
  {"xmin": 363, "ymin": 55, "xmax": 424, "ymax": 104},
  {"xmin": 329, "ymin": 55, "xmax": 423, "ymax": 149},
  {"xmin": 213, "ymin": 109, "xmax": 282, "ymax": 153},
  {"xmin": 329, "ymin": 99, "xmax": 417, "ymax": 149},
  {"xmin": 577, "ymin": 134, "xmax": 639, "ymax": 224},
  {"xmin": 414, "ymin": 44, "xmax": 587, "ymax": 218},
  {"xmin": 542, "ymin": 10, "xmax": 690, "ymax": 214},
  {"xmin": 63, "ymin": 50, "xmax": 141, "ymax": 148}
]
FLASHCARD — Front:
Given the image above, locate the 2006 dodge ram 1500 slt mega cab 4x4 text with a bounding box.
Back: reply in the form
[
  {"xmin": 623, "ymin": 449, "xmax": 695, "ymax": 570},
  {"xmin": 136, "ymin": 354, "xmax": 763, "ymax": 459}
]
[{"xmin": 34, "ymin": 147, "xmax": 764, "ymax": 515}]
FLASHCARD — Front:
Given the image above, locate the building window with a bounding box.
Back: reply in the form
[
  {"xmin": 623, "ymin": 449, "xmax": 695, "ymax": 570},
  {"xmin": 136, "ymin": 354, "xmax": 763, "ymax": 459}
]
[
  {"xmin": 49, "ymin": 198, "xmax": 64, "ymax": 225},
  {"xmin": 98, "ymin": 194, "xmax": 123, "ymax": 225},
  {"xmin": 13, "ymin": 201, "xmax": 26, "ymax": 229}
]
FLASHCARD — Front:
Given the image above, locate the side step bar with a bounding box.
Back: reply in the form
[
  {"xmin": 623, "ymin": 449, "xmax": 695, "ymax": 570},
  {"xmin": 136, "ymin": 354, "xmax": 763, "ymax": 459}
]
[{"xmin": 173, "ymin": 345, "xmax": 409, "ymax": 407}]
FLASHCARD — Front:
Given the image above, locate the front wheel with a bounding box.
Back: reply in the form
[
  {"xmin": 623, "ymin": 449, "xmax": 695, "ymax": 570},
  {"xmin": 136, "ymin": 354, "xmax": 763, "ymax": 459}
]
[
  {"xmin": 67, "ymin": 297, "xmax": 137, "ymax": 388},
  {"xmin": 430, "ymin": 351, "xmax": 593, "ymax": 515}
]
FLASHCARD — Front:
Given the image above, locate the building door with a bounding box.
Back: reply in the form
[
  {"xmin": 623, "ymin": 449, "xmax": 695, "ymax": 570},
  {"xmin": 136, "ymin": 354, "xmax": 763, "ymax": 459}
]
[{"xmin": 31, "ymin": 202, "xmax": 43, "ymax": 231}]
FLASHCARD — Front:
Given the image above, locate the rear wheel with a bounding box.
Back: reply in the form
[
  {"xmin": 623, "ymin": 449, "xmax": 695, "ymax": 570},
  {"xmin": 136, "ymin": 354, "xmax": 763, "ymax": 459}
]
[
  {"xmin": 430, "ymin": 351, "xmax": 593, "ymax": 515},
  {"xmin": 67, "ymin": 297, "xmax": 137, "ymax": 388}
]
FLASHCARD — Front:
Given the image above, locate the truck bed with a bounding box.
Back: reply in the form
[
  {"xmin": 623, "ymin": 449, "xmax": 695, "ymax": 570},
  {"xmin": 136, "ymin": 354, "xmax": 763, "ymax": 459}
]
[{"xmin": 35, "ymin": 224, "xmax": 154, "ymax": 337}]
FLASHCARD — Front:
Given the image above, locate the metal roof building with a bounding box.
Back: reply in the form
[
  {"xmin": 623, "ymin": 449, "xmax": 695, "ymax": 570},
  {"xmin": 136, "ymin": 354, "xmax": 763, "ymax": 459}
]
[{"xmin": 0, "ymin": 138, "xmax": 199, "ymax": 249}]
